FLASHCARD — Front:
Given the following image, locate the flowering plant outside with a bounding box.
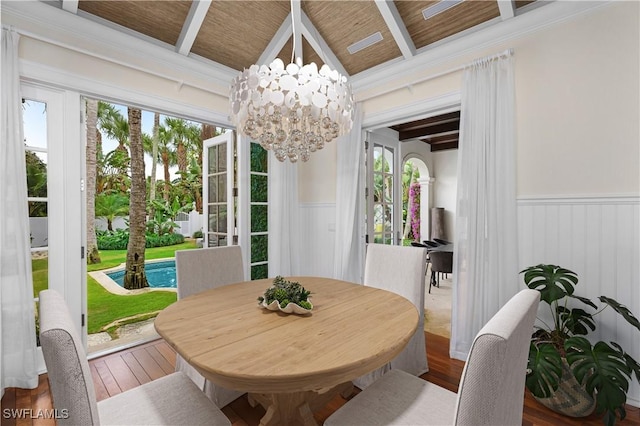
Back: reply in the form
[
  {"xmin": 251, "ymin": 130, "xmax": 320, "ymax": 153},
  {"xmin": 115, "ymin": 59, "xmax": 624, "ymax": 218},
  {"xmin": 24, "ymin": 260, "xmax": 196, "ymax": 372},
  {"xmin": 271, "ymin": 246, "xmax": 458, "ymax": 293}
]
[{"xmin": 409, "ymin": 182, "xmax": 420, "ymax": 241}]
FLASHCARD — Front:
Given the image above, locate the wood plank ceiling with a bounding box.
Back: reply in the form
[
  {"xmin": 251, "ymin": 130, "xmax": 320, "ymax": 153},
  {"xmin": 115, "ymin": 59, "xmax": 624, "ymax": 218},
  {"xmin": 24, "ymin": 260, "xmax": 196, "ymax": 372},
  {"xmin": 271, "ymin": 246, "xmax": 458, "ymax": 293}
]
[
  {"xmin": 74, "ymin": 0, "xmax": 539, "ymax": 76},
  {"xmin": 70, "ymin": 0, "xmax": 541, "ymax": 139}
]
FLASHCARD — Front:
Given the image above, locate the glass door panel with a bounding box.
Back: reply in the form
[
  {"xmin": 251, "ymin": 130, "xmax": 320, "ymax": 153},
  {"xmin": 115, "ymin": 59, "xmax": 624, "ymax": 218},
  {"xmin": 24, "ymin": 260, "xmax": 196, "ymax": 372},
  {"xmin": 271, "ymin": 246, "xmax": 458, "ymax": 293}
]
[
  {"xmin": 203, "ymin": 131, "xmax": 235, "ymax": 247},
  {"xmin": 367, "ymin": 130, "xmax": 401, "ymax": 246}
]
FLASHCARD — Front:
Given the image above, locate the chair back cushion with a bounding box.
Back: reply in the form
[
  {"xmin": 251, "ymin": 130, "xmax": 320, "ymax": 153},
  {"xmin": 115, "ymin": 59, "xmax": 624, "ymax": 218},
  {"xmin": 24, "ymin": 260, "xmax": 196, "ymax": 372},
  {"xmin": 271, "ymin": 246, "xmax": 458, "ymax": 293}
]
[
  {"xmin": 363, "ymin": 243, "xmax": 428, "ymax": 377},
  {"xmin": 454, "ymin": 289, "xmax": 540, "ymax": 425},
  {"xmin": 430, "ymin": 251, "xmax": 453, "ymax": 273},
  {"xmin": 39, "ymin": 289, "xmax": 100, "ymax": 426},
  {"xmin": 175, "ymin": 246, "xmax": 244, "ymax": 299}
]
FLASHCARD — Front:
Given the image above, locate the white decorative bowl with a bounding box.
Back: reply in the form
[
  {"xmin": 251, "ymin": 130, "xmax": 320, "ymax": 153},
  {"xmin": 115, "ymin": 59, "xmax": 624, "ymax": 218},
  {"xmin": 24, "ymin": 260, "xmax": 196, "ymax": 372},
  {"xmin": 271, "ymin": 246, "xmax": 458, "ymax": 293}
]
[{"xmin": 260, "ymin": 298, "xmax": 313, "ymax": 315}]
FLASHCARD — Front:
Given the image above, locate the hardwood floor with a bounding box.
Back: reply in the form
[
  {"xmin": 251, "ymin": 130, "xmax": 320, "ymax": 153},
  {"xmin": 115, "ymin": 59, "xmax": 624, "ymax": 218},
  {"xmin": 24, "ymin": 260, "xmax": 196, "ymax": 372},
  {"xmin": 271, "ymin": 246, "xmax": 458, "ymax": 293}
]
[{"xmin": 2, "ymin": 333, "xmax": 639, "ymax": 425}]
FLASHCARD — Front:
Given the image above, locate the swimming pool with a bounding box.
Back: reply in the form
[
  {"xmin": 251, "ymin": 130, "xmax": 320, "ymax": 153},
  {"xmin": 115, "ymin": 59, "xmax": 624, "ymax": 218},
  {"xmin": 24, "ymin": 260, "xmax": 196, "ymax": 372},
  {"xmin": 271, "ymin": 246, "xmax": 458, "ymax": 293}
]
[{"xmin": 107, "ymin": 260, "xmax": 176, "ymax": 288}]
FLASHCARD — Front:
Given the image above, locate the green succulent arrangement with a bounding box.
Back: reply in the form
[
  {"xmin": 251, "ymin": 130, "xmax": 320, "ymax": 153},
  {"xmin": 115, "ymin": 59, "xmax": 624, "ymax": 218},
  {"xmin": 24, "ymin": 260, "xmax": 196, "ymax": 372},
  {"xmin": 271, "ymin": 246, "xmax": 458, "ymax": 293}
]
[
  {"xmin": 258, "ymin": 276, "xmax": 312, "ymax": 310},
  {"xmin": 521, "ymin": 264, "xmax": 640, "ymax": 426}
]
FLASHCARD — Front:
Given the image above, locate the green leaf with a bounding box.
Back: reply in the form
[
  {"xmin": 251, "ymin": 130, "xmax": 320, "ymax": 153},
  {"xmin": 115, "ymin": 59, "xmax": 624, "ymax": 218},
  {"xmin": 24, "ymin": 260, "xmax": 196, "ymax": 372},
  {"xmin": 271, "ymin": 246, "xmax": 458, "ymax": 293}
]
[
  {"xmin": 565, "ymin": 338, "xmax": 631, "ymax": 420},
  {"xmin": 599, "ymin": 296, "xmax": 640, "ymax": 332},
  {"xmin": 558, "ymin": 307, "xmax": 595, "ymax": 336},
  {"xmin": 569, "ymin": 294, "xmax": 598, "ymax": 310},
  {"xmin": 526, "ymin": 342, "xmax": 562, "ymax": 398},
  {"xmin": 520, "ymin": 264, "xmax": 578, "ymax": 305}
]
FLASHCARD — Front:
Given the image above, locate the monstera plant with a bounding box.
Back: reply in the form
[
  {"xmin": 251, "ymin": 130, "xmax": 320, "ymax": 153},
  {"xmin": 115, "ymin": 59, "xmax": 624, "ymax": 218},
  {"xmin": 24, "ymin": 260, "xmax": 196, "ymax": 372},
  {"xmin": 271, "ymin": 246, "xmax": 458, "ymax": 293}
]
[{"xmin": 521, "ymin": 264, "xmax": 640, "ymax": 426}]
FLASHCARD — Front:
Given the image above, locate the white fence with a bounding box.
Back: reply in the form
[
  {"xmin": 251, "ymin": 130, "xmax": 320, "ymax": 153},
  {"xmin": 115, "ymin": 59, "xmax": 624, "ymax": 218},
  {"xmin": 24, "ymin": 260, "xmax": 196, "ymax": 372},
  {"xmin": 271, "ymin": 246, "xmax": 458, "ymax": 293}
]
[{"xmin": 94, "ymin": 210, "xmax": 203, "ymax": 237}]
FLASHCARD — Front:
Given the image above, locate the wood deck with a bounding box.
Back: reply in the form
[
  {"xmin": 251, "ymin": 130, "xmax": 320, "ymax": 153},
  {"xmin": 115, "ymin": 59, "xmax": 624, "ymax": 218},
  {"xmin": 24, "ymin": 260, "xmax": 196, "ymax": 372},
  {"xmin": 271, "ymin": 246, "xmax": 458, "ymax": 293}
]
[{"xmin": 2, "ymin": 332, "xmax": 639, "ymax": 425}]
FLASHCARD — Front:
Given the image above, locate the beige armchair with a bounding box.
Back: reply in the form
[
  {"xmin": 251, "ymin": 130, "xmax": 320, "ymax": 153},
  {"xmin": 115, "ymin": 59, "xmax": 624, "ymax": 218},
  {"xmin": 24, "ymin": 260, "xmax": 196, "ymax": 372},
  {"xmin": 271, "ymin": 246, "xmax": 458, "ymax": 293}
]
[
  {"xmin": 39, "ymin": 289, "xmax": 230, "ymax": 426},
  {"xmin": 326, "ymin": 289, "xmax": 540, "ymax": 425},
  {"xmin": 174, "ymin": 245, "xmax": 246, "ymax": 408},
  {"xmin": 353, "ymin": 243, "xmax": 428, "ymax": 390}
]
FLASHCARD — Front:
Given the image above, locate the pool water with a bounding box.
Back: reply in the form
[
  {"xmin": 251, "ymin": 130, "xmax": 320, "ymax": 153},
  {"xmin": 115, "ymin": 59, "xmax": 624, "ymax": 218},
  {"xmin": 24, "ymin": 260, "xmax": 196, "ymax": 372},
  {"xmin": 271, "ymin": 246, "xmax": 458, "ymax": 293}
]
[{"xmin": 107, "ymin": 260, "xmax": 176, "ymax": 288}]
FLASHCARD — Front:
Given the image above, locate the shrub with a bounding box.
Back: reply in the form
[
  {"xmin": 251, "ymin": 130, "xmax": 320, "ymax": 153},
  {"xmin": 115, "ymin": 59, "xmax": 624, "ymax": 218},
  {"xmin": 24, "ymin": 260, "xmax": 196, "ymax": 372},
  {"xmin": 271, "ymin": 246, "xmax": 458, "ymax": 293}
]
[
  {"xmin": 97, "ymin": 229, "xmax": 185, "ymax": 250},
  {"xmin": 192, "ymin": 229, "xmax": 203, "ymax": 239}
]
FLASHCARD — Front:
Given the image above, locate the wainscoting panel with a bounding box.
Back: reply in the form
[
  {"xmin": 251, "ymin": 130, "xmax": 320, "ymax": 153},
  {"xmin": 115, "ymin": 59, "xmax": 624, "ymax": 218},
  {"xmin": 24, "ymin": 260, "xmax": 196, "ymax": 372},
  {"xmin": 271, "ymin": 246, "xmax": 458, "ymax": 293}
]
[
  {"xmin": 298, "ymin": 203, "xmax": 337, "ymax": 278},
  {"xmin": 517, "ymin": 195, "xmax": 640, "ymax": 406}
]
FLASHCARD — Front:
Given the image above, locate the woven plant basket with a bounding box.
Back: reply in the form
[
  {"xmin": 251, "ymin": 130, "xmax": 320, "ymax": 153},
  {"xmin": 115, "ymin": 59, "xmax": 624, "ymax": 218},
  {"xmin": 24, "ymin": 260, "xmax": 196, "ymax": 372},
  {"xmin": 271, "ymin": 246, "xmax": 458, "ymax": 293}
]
[{"xmin": 534, "ymin": 358, "xmax": 596, "ymax": 417}]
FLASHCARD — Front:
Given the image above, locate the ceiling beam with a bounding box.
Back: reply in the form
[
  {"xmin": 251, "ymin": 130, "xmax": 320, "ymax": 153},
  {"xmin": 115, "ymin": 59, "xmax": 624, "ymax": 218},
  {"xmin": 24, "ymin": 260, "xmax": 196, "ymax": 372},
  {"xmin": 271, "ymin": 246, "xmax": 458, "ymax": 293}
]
[
  {"xmin": 497, "ymin": 0, "xmax": 516, "ymax": 20},
  {"xmin": 374, "ymin": 0, "xmax": 415, "ymax": 60},
  {"xmin": 430, "ymin": 141, "xmax": 459, "ymax": 152},
  {"xmin": 399, "ymin": 121, "xmax": 459, "ymax": 141},
  {"xmin": 300, "ymin": 11, "xmax": 349, "ymax": 77},
  {"xmin": 257, "ymin": 13, "xmax": 293, "ymax": 66},
  {"xmin": 291, "ymin": 0, "xmax": 302, "ymax": 61},
  {"xmin": 176, "ymin": 0, "xmax": 212, "ymax": 56},
  {"xmin": 423, "ymin": 133, "xmax": 459, "ymax": 144},
  {"xmin": 392, "ymin": 111, "xmax": 460, "ymax": 131},
  {"xmin": 61, "ymin": 0, "xmax": 78, "ymax": 14}
]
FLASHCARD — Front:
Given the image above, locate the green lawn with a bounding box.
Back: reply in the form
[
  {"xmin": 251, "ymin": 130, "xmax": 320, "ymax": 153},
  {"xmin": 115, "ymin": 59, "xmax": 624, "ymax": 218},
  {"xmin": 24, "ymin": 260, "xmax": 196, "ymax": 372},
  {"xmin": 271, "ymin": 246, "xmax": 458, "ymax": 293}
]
[{"xmin": 33, "ymin": 240, "xmax": 199, "ymax": 334}]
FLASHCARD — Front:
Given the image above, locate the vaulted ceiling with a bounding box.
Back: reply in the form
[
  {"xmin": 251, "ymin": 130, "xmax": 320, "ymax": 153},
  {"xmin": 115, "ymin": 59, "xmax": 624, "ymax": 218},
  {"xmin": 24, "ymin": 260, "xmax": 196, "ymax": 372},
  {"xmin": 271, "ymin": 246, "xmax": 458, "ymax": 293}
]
[
  {"xmin": 53, "ymin": 0, "xmax": 543, "ymax": 79},
  {"xmin": 44, "ymin": 0, "xmax": 548, "ymax": 146}
]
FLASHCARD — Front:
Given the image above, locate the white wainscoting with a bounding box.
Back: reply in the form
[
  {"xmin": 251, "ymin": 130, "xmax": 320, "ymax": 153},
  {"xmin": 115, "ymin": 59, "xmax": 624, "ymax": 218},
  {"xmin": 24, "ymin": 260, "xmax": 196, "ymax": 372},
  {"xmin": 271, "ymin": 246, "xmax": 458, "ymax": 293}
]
[
  {"xmin": 298, "ymin": 203, "xmax": 337, "ymax": 278},
  {"xmin": 517, "ymin": 195, "xmax": 640, "ymax": 407}
]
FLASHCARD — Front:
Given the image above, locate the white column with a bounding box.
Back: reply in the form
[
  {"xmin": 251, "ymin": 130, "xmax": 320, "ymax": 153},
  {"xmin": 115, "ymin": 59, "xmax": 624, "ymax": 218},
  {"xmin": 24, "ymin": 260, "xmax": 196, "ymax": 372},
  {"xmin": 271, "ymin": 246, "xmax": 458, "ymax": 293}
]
[{"xmin": 418, "ymin": 177, "xmax": 434, "ymax": 242}]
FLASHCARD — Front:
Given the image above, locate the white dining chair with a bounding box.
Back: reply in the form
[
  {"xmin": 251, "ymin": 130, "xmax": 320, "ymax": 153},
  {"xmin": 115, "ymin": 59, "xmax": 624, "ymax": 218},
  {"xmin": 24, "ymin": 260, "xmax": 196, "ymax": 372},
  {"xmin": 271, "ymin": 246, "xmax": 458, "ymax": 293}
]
[
  {"xmin": 174, "ymin": 245, "xmax": 246, "ymax": 408},
  {"xmin": 353, "ymin": 243, "xmax": 428, "ymax": 390},
  {"xmin": 325, "ymin": 289, "xmax": 540, "ymax": 426},
  {"xmin": 38, "ymin": 289, "xmax": 230, "ymax": 426}
]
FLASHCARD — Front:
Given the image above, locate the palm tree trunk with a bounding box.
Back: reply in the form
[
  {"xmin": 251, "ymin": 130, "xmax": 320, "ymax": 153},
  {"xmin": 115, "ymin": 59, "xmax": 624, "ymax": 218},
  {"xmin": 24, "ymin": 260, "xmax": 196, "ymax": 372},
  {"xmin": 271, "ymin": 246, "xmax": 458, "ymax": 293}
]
[
  {"xmin": 85, "ymin": 99, "xmax": 101, "ymax": 263},
  {"xmin": 124, "ymin": 107, "xmax": 148, "ymax": 290},
  {"xmin": 162, "ymin": 151, "xmax": 170, "ymax": 202},
  {"xmin": 149, "ymin": 112, "xmax": 160, "ymax": 219}
]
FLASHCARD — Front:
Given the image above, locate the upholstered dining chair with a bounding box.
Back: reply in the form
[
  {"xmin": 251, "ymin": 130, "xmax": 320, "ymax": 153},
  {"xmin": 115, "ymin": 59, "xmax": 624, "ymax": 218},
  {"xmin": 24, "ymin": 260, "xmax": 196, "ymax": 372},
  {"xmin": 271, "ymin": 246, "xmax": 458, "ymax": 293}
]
[
  {"xmin": 325, "ymin": 289, "xmax": 540, "ymax": 426},
  {"xmin": 38, "ymin": 289, "xmax": 230, "ymax": 426},
  {"xmin": 174, "ymin": 245, "xmax": 245, "ymax": 408},
  {"xmin": 428, "ymin": 250, "xmax": 453, "ymax": 293},
  {"xmin": 353, "ymin": 243, "xmax": 428, "ymax": 390}
]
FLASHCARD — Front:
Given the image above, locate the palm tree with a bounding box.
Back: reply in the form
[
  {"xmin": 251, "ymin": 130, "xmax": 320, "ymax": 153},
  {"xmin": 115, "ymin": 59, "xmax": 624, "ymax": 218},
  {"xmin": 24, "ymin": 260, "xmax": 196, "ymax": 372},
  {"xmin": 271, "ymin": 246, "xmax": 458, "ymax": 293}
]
[
  {"xmin": 158, "ymin": 125, "xmax": 177, "ymax": 202},
  {"xmin": 123, "ymin": 107, "xmax": 148, "ymax": 290},
  {"xmin": 149, "ymin": 112, "xmax": 160, "ymax": 216},
  {"xmin": 85, "ymin": 98, "xmax": 101, "ymax": 263},
  {"xmin": 95, "ymin": 192, "xmax": 129, "ymax": 231},
  {"xmin": 165, "ymin": 117, "xmax": 200, "ymax": 177}
]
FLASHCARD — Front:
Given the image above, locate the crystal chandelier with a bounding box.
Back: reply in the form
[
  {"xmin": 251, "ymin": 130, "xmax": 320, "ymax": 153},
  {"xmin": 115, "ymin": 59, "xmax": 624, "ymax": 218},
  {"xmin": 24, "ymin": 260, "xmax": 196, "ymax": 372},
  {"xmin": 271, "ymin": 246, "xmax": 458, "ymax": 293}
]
[{"xmin": 229, "ymin": 3, "xmax": 354, "ymax": 163}]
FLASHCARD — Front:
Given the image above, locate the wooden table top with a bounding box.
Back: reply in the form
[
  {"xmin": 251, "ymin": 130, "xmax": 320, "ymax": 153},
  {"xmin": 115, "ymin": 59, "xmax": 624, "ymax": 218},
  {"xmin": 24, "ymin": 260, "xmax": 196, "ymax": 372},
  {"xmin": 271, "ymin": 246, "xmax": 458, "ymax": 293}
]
[{"xmin": 154, "ymin": 276, "xmax": 418, "ymax": 393}]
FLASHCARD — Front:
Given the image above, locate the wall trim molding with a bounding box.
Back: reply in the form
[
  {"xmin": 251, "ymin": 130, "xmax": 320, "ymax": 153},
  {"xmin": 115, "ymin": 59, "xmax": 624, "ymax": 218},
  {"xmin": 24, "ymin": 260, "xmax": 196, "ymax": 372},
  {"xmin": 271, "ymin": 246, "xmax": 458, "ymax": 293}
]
[
  {"xmin": 517, "ymin": 195, "xmax": 640, "ymax": 206},
  {"xmin": 362, "ymin": 92, "xmax": 461, "ymax": 130},
  {"xmin": 19, "ymin": 59, "xmax": 228, "ymax": 126}
]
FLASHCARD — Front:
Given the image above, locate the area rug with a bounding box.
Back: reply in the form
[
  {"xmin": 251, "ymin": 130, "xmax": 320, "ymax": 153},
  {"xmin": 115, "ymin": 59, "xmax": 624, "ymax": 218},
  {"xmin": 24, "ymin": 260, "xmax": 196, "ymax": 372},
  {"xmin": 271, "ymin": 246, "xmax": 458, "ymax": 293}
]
[{"xmin": 424, "ymin": 275, "xmax": 452, "ymax": 338}]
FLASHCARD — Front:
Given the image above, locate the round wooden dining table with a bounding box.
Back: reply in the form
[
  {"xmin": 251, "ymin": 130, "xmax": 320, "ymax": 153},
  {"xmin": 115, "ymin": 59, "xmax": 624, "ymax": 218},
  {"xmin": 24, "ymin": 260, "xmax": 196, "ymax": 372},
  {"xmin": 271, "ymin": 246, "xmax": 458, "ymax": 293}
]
[{"xmin": 154, "ymin": 276, "xmax": 418, "ymax": 426}]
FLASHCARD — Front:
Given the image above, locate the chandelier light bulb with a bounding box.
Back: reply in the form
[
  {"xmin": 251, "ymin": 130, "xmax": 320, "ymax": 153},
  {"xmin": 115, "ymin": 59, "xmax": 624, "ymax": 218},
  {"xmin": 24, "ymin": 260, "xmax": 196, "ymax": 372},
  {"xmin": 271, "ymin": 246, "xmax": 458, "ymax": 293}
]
[{"xmin": 230, "ymin": 58, "xmax": 354, "ymax": 163}]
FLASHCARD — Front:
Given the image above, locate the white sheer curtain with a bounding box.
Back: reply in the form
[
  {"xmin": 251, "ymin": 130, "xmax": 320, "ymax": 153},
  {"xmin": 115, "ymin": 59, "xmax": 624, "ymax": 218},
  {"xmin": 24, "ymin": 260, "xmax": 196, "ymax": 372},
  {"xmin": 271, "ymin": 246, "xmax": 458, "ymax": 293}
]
[
  {"xmin": 1, "ymin": 28, "xmax": 39, "ymax": 397},
  {"xmin": 333, "ymin": 105, "xmax": 364, "ymax": 283},
  {"xmin": 450, "ymin": 51, "xmax": 519, "ymax": 360},
  {"xmin": 268, "ymin": 157, "xmax": 301, "ymax": 276}
]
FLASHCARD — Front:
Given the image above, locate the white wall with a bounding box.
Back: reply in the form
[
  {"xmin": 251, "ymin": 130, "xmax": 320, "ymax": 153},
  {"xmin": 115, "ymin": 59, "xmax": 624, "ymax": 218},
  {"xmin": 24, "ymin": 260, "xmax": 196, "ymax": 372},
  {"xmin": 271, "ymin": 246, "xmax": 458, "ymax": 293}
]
[{"xmin": 432, "ymin": 150, "xmax": 458, "ymax": 242}]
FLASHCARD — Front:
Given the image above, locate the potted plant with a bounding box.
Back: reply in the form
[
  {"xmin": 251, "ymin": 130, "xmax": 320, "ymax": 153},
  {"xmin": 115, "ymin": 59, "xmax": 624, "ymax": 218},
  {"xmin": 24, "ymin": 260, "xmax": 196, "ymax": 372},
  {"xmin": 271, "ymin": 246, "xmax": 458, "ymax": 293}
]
[{"xmin": 521, "ymin": 264, "xmax": 640, "ymax": 426}]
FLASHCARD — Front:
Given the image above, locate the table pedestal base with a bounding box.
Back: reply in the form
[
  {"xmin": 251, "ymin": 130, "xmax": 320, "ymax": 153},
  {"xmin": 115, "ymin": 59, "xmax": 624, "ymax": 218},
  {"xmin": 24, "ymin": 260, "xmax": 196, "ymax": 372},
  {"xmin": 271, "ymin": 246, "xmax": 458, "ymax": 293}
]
[{"xmin": 248, "ymin": 382, "xmax": 354, "ymax": 426}]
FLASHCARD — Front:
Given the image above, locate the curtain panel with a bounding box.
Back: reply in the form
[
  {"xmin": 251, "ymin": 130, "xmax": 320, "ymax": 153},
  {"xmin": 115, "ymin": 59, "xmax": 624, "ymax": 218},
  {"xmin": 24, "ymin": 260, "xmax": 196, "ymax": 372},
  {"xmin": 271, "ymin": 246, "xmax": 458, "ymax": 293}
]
[
  {"xmin": 450, "ymin": 52, "xmax": 519, "ymax": 360},
  {"xmin": 268, "ymin": 156, "xmax": 301, "ymax": 276},
  {"xmin": 1, "ymin": 28, "xmax": 39, "ymax": 397},
  {"xmin": 333, "ymin": 105, "xmax": 364, "ymax": 283}
]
